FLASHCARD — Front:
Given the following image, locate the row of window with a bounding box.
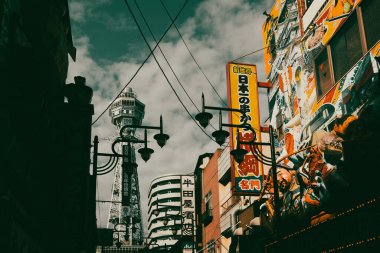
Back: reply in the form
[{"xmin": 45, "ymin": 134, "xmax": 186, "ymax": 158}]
[
  {"xmin": 111, "ymin": 109, "xmax": 134, "ymax": 116},
  {"xmin": 149, "ymin": 198, "xmax": 181, "ymax": 214},
  {"xmin": 111, "ymin": 99, "xmax": 135, "ymax": 108},
  {"xmin": 150, "ymin": 224, "xmax": 181, "ymax": 233},
  {"xmin": 316, "ymin": 0, "xmax": 380, "ymax": 100},
  {"xmin": 149, "ymin": 179, "xmax": 181, "ymax": 197},
  {"xmin": 150, "ymin": 189, "xmax": 181, "ymax": 200}
]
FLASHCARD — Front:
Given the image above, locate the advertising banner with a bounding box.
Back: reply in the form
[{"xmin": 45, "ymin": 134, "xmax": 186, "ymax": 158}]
[
  {"xmin": 180, "ymin": 176, "xmax": 195, "ymax": 235},
  {"xmin": 226, "ymin": 63, "xmax": 263, "ymax": 195}
]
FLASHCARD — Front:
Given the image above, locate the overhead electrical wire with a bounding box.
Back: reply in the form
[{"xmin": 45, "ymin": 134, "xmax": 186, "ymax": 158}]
[
  {"xmin": 230, "ymin": 46, "xmax": 271, "ymax": 63},
  {"xmin": 159, "ymin": 0, "xmax": 227, "ymax": 108},
  {"xmin": 133, "ymin": 0, "xmax": 217, "ymax": 131},
  {"xmin": 159, "ymin": 0, "xmax": 267, "ymax": 135},
  {"xmin": 123, "ymin": 0, "xmax": 217, "ymax": 143},
  {"xmin": 134, "ymin": 0, "xmax": 200, "ymax": 113},
  {"xmin": 91, "ymin": 0, "xmax": 191, "ymax": 126}
]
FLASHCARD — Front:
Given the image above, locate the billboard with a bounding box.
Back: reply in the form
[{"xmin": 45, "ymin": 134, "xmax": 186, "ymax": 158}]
[
  {"xmin": 180, "ymin": 176, "xmax": 195, "ymax": 236},
  {"xmin": 260, "ymin": 0, "xmax": 379, "ymax": 231},
  {"xmin": 226, "ymin": 62, "xmax": 263, "ymax": 195}
]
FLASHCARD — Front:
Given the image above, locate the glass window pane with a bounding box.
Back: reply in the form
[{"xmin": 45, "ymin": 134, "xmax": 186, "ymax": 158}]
[
  {"xmin": 315, "ymin": 48, "xmax": 332, "ymax": 99},
  {"xmin": 330, "ymin": 13, "xmax": 362, "ymax": 82},
  {"xmin": 361, "ymin": 0, "xmax": 380, "ymax": 50}
]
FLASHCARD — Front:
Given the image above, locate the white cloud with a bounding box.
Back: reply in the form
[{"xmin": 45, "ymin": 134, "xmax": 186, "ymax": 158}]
[
  {"xmin": 69, "ymin": 1, "xmax": 85, "ymax": 22},
  {"xmin": 67, "ymin": 0, "xmax": 270, "ymax": 232},
  {"xmin": 69, "ymin": 0, "xmax": 132, "ymax": 32}
]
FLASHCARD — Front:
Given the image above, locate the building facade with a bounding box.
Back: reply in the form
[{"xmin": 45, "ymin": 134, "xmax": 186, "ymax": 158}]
[
  {"xmin": 193, "ymin": 144, "xmax": 271, "ymax": 253},
  {"xmin": 195, "ymin": 150, "xmax": 222, "ymax": 253},
  {"xmin": 259, "ymin": 0, "xmax": 380, "ymax": 251},
  {"xmin": 218, "ymin": 132, "xmax": 271, "ymax": 253},
  {"xmin": 148, "ymin": 174, "xmax": 196, "ymax": 251},
  {"xmin": 0, "ymin": 1, "xmax": 96, "ymax": 252}
]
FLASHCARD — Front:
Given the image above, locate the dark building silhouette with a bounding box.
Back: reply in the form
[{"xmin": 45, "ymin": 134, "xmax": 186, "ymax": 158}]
[{"xmin": 0, "ymin": 1, "xmax": 96, "ymax": 252}]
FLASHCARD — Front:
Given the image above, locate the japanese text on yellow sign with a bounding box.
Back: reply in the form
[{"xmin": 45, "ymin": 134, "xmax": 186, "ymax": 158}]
[{"xmin": 226, "ymin": 63, "xmax": 263, "ymax": 194}]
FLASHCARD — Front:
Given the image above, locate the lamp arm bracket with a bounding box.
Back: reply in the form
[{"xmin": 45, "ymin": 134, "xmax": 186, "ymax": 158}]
[
  {"xmin": 119, "ymin": 124, "xmax": 161, "ymax": 137},
  {"xmin": 204, "ymin": 105, "xmax": 242, "ymax": 114},
  {"xmin": 221, "ymin": 123, "xmax": 246, "ymax": 128},
  {"xmin": 241, "ymin": 141, "xmax": 271, "ymax": 146}
]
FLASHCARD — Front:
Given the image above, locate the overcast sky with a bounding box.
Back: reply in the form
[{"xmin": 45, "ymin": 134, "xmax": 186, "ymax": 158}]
[{"xmin": 66, "ymin": 0, "xmax": 272, "ymax": 234}]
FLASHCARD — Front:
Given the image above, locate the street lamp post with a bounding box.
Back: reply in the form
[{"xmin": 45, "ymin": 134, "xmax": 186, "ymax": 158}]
[
  {"xmin": 92, "ymin": 116, "xmax": 169, "ymax": 247},
  {"xmin": 195, "ymin": 94, "xmax": 282, "ymax": 236}
]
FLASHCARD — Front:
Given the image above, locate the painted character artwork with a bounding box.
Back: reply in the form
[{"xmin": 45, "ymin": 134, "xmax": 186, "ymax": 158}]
[{"xmin": 260, "ymin": 0, "xmax": 380, "ymax": 230}]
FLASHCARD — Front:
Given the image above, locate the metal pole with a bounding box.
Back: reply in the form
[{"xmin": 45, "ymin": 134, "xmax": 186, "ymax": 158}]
[
  {"xmin": 93, "ymin": 135, "xmax": 99, "ymax": 205},
  {"xmin": 192, "ymin": 218, "xmax": 195, "ymax": 253},
  {"xmin": 121, "ymin": 141, "xmax": 128, "ymax": 246},
  {"xmin": 127, "ymin": 142, "xmax": 133, "ymax": 205},
  {"xmin": 93, "ymin": 136, "xmax": 101, "ymax": 252},
  {"xmin": 269, "ymin": 126, "xmax": 281, "ymax": 237},
  {"xmin": 127, "ymin": 142, "xmax": 133, "ymax": 245}
]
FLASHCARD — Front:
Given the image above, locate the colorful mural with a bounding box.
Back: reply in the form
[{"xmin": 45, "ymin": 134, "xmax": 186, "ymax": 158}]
[
  {"xmin": 226, "ymin": 63, "xmax": 263, "ymax": 195},
  {"xmin": 260, "ymin": 0, "xmax": 380, "ymax": 230}
]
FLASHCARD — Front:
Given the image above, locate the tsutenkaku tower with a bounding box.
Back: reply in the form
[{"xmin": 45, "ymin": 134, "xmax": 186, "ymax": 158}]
[{"xmin": 108, "ymin": 87, "xmax": 145, "ymax": 246}]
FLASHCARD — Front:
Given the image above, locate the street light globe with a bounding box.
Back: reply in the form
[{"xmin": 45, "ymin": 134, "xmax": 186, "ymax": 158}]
[
  {"xmin": 195, "ymin": 111, "xmax": 213, "ymax": 128},
  {"xmin": 212, "ymin": 129, "xmax": 230, "ymax": 146},
  {"xmin": 163, "ymin": 218, "xmax": 169, "ymax": 226},
  {"xmin": 154, "ymin": 133, "xmax": 170, "ymax": 148},
  {"xmin": 171, "ymin": 227, "xmax": 178, "ymax": 235},
  {"xmin": 153, "ymin": 209, "xmax": 160, "ymax": 216},
  {"xmin": 138, "ymin": 147, "xmax": 154, "ymax": 162},
  {"xmin": 230, "ymin": 148, "xmax": 248, "ymax": 164}
]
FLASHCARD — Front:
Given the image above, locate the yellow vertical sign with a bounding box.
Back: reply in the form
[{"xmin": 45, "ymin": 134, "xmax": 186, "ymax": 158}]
[{"xmin": 226, "ymin": 63, "xmax": 263, "ymax": 194}]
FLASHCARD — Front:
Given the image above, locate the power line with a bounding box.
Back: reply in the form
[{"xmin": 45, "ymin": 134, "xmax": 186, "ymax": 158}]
[
  {"xmin": 159, "ymin": 0, "xmax": 227, "ymax": 108},
  {"xmin": 134, "ymin": 0, "xmax": 200, "ymax": 113},
  {"xmin": 230, "ymin": 46, "xmax": 271, "ymax": 63},
  {"xmin": 158, "ymin": 1, "xmax": 264, "ymax": 134},
  {"xmin": 133, "ymin": 0, "xmax": 217, "ymax": 131},
  {"xmin": 123, "ymin": 0, "xmax": 217, "ymax": 143},
  {"xmin": 91, "ymin": 0, "xmax": 191, "ymax": 125}
]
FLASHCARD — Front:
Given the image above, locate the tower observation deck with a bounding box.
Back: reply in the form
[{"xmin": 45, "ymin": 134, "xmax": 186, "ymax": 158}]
[{"xmin": 108, "ymin": 87, "xmax": 145, "ymax": 246}]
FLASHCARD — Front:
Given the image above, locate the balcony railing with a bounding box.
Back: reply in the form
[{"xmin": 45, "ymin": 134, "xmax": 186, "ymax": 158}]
[{"xmin": 221, "ymin": 195, "xmax": 240, "ymax": 216}]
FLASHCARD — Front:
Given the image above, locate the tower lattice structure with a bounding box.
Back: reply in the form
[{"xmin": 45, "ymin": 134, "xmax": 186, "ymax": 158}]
[{"xmin": 107, "ymin": 87, "xmax": 145, "ymax": 246}]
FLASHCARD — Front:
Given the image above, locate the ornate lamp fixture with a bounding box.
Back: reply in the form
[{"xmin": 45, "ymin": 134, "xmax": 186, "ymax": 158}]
[{"xmin": 195, "ymin": 94, "xmax": 283, "ymax": 236}]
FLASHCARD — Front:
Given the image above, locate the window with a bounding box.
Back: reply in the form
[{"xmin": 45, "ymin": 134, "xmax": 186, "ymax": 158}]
[
  {"xmin": 330, "ymin": 13, "xmax": 363, "ymax": 83},
  {"xmin": 205, "ymin": 191, "xmax": 212, "ymax": 211},
  {"xmin": 361, "ymin": 0, "xmax": 380, "ymax": 50},
  {"xmin": 315, "ymin": 48, "xmax": 333, "ymax": 99}
]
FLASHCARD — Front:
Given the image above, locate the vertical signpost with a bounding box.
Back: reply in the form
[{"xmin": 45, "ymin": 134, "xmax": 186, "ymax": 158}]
[
  {"xmin": 181, "ymin": 176, "xmax": 195, "ymax": 253},
  {"xmin": 226, "ymin": 63, "xmax": 263, "ymax": 195}
]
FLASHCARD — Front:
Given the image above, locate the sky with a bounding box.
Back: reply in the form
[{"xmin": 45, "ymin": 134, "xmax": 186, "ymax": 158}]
[{"xmin": 66, "ymin": 0, "xmax": 273, "ymax": 234}]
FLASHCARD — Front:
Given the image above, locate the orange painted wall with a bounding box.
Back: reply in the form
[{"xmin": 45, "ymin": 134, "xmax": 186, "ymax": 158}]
[{"xmin": 202, "ymin": 149, "xmax": 222, "ymax": 252}]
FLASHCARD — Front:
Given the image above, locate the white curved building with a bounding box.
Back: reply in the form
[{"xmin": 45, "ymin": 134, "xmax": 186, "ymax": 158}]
[{"xmin": 147, "ymin": 174, "xmax": 195, "ymax": 250}]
